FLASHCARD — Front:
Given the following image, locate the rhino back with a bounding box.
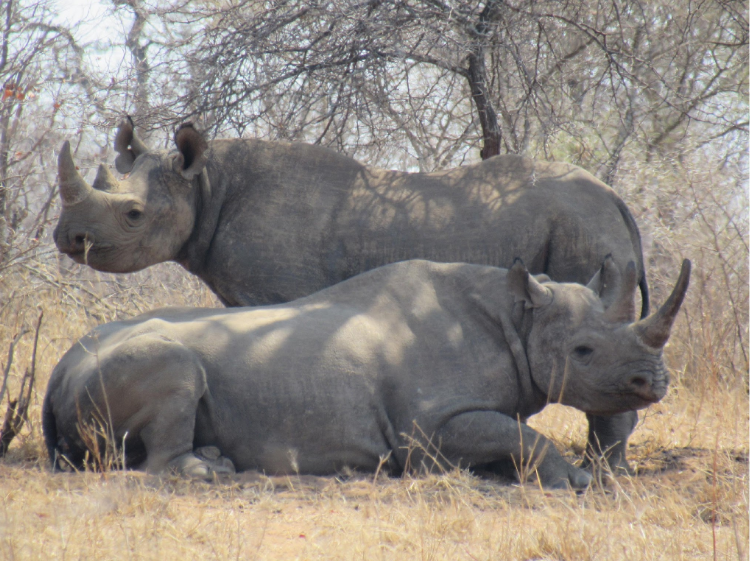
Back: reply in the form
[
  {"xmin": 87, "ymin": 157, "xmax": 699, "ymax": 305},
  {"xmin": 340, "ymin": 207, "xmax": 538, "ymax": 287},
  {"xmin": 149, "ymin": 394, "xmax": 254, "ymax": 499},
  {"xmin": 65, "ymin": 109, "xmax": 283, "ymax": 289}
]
[
  {"xmin": 193, "ymin": 146, "xmax": 641, "ymax": 306},
  {"xmin": 333, "ymin": 157, "xmax": 639, "ymax": 284}
]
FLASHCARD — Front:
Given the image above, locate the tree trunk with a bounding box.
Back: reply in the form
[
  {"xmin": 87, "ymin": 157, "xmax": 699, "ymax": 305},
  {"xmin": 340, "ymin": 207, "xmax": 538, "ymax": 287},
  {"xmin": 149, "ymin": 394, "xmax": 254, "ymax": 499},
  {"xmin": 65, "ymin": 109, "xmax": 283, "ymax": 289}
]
[{"xmin": 465, "ymin": 1, "xmax": 502, "ymax": 160}]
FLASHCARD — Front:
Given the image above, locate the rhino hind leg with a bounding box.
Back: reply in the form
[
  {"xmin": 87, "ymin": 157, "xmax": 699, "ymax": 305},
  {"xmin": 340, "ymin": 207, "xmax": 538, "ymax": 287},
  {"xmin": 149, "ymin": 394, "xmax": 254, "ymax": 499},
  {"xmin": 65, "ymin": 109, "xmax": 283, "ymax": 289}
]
[
  {"xmin": 583, "ymin": 411, "xmax": 639, "ymax": 475},
  {"xmin": 429, "ymin": 411, "xmax": 592, "ymax": 490},
  {"xmin": 93, "ymin": 334, "xmax": 210, "ymax": 476}
]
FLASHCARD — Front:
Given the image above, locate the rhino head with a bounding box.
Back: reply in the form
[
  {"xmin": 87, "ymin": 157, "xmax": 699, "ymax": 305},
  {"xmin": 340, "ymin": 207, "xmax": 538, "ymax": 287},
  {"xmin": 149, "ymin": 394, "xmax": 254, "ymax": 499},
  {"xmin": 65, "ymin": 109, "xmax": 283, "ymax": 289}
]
[
  {"xmin": 509, "ymin": 257, "xmax": 691, "ymax": 415},
  {"xmin": 53, "ymin": 119, "xmax": 209, "ymax": 273}
]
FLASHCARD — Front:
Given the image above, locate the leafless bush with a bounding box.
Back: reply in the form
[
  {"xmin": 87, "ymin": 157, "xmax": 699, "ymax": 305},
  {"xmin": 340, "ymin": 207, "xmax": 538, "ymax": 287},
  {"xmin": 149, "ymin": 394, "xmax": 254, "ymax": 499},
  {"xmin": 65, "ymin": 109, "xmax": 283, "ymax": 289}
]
[
  {"xmin": 115, "ymin": 0, "xmax": 747, "ymax": 176},
  {"xmin": 0, "ymin": 310, "xmax": 42, "ymax": 457},
  {"xmin": 616, "ymin": 149, "xmax": 748, "ymax": 391}
]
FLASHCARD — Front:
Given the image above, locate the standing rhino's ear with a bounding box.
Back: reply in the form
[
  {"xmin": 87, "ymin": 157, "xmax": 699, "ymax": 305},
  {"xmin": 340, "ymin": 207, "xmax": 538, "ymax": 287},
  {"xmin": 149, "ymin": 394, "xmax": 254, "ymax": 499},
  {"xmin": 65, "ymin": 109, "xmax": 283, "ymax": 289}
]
[
  {"xmin": 114, "ymin": 116, "xmax": 150, "ymax": 174},
  {"xmin": 173, "ymin": 123, "xmax": 208, "ymax": 180},
  {"xmin": 507, "ymin": 258, "xmax": 553, "ymax": 309}
]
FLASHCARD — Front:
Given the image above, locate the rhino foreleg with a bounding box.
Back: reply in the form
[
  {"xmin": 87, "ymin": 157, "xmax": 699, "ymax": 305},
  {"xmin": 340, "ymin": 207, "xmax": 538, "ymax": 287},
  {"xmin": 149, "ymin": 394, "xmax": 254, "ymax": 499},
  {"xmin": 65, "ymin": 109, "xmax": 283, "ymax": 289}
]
[
  {"xmin": 431, "ymin": 411, "xmax": 592, "ymax": 490},
  {"xmin": 584, "ymin": 411, "xmax": 638, "ymax": 474}
]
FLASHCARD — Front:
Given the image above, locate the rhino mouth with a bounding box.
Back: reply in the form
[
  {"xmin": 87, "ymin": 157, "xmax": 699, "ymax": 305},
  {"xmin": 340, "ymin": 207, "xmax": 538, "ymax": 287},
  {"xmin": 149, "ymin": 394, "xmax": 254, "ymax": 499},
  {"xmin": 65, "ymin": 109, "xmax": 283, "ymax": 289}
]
[
  {"xmin": 61, "ymin": 243, "xmax": 115, "ymax": 264},
  {"xmin": 588, "ymin": 391, "xmax": 666, "ymax": 416},
  {"xmin": 630, "ymin": 385, "xmax": 668, "ymax": 405}
]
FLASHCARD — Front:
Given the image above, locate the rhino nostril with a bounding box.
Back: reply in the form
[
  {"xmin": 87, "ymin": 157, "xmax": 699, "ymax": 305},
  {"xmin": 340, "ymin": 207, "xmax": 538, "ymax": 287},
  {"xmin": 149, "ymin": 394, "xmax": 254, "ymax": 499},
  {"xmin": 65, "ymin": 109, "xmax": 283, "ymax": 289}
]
[
  {"xmin": 74, "ymin": 234, "xmax": 86, "ymax": 246},
  {"xmin": 630, "ymin": 376, "xmax": 649, "ymax": 389}
]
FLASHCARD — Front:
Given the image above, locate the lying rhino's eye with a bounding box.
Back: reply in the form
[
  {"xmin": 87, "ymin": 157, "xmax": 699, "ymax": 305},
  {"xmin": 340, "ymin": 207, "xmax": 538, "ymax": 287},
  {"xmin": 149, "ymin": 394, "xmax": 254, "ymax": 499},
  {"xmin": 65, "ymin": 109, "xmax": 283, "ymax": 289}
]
[
  {"xmin": 573, "ymin": 346, "xmax": 594, "ymax": 359},
  {"xmin": 126, "ymin": 209, "xmax": 143, "ymax": 220}
]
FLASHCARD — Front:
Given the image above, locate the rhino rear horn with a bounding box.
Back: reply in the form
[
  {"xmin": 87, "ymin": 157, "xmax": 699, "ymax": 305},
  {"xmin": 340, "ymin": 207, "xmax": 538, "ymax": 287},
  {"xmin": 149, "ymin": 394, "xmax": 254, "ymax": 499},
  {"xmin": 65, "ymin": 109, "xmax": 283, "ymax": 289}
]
[
  {"xmin": 114, "ymin": 116, "xmax": 149, "ymax": 174},
  {"xmin": 603, "ymin": 261, "xmax": 638, "ymax": 323},
  {"xmin": 634, "ymin": 259, "xmax": 691, "ymax": 349},
  {"xmin": 586, "ymin": 254, "xmax": 621, "ymax": 307},
  {"xmin": 508, "ymin": 258, "xmax": 553, "ymax": 309},
  {"xmin": 173, "ymin": 123, "xmax": 208, "ymax": 180},
  {"xmin": 58, "ymin": 141, "xmax": 92, "ymax": 206},
  {"xmin": 92, "ymin": 164, "xmax": 120, "ymax": 192}
]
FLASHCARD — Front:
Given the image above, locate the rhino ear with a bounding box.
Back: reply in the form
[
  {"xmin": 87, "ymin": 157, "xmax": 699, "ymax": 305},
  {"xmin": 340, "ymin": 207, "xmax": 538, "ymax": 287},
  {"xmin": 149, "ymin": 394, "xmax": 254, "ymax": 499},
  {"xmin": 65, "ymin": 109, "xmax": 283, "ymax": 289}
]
[
  {"xmin": 507, "ymin": 258, "xmax": 553, "ymax": 309},
  {"xmin": 586, "ymin": 255, "xmax": 622, "ymax": 308},
  {"xmin": 173, "ymin": 123, "xmax": 208, "ymax": 180},
  {"xmin": 114, "ymin": 116, "xmax": 150, "ymax": 174}
]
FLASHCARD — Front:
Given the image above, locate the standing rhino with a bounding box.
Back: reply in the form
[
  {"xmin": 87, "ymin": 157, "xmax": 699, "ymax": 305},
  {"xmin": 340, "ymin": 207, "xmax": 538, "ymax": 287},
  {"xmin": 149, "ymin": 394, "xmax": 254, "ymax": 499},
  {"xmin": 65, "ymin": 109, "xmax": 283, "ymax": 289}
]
[
  {"xmin": 53, "ymin": 120, "xmax": 649, "ymax": 471},
  {"xmin": 43, "ymin": 258, "xmax": 690, "ymax": 489}
]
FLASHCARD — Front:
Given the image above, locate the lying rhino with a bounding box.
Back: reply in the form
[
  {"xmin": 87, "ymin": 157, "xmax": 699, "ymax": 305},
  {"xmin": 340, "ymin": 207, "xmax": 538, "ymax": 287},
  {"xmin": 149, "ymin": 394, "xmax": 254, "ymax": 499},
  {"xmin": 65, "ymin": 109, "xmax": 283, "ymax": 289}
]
[
  {"xmin": 53, "ymin": 120, "xmax": 651, "ymax": 471},
  {"xmin": 43, "ymin": 258, "xmax": 689, "ymax": 488}
]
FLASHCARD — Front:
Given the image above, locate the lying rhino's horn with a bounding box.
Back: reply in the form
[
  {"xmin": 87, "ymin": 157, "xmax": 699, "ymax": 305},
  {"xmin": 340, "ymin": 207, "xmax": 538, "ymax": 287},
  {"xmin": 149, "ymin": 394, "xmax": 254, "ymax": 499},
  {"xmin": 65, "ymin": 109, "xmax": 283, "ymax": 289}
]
[
  {"xmin": 634, "ymin": 259, "xmax": 691, "ymax": 349},
  {"xmin": 114, "ymin": 116, "xmax": 149, "ymax": 174},
  {"xmin": 92, "ymin": 164, "xmax": 120, "ymax": 192},
  {"xmin": 603, "ymin": 261, "xmax": 638, "ymax": 323},
  {"xmin": 58, "ymin": 141, "xmax": 92, "ymax": 206}
]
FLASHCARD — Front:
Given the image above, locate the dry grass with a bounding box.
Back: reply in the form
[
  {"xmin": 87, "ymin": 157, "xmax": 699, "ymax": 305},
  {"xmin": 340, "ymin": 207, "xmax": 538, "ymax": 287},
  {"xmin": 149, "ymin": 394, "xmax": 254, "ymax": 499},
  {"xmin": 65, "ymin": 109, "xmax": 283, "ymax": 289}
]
[{"xmin": 0, "ymin": 396, "xmax": 746, "ymax": 561}]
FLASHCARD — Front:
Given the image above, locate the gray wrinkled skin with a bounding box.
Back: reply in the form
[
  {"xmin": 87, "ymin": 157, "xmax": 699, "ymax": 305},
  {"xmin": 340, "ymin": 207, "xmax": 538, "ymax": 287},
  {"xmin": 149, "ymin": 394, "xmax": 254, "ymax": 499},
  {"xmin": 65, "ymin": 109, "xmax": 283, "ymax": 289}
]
[
  {"xmin": 43, "ymin": 258, "xmax": 690, "ymax": 489},
  {"xmin": 53, "ymin": 123, "xmax": 650, "ymax": 472}
]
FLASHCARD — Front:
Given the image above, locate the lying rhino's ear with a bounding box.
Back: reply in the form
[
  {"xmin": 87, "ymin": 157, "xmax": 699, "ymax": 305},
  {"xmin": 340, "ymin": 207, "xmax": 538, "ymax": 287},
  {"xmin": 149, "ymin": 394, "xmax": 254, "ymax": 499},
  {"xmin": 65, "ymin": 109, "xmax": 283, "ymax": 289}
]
[
  {"xmin": 507, "ymin": 258, "xmax": 553, "ymax": 309},
  {"xmin": 114, "ymin": 116, "xmax": 150, "ymax": 174},
  {"xmin": 586, "ymin": 255, "xmax": 621, "ymax": 307},
  {"xmin": 173, "ymin": 123, "xmax": 208, "ymax": 180}
]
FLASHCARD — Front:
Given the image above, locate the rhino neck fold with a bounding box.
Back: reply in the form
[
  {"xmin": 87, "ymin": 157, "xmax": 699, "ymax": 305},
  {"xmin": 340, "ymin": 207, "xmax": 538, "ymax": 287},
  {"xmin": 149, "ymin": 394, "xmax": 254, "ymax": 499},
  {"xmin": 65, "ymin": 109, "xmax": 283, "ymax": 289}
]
[
  {"xmin": 513, "ymin": 304, "xmax": 550, "ymax": 414},
  {"xmin": 484, "ymin": 299, "xmax": 546, "ymax": 415},
  {"xmin": 175, "ymin": 166, "xmax": 220, "ymax": 281}
]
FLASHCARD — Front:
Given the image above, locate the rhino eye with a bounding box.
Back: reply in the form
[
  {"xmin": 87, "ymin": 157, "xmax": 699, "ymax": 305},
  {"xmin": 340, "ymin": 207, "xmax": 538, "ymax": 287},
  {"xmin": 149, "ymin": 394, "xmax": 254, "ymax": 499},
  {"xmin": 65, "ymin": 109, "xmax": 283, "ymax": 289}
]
[
  {"xmin": 126, "ymin": 209, "xmax": 143, "ymax": 221},
  {"xmin": 573, "ymin": 346, "xmax": 594, "ymax": 359}
]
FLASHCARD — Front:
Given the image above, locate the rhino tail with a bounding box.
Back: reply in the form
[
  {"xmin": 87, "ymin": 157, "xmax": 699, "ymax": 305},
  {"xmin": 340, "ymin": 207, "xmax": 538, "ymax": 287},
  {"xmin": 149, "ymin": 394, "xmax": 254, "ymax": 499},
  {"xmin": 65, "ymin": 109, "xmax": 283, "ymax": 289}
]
[
  {"xmin": 610, "ymin": 193, "xmax": 650, "ymax": 319},
  {"xmin": 42, "ymin": 390, "xmax": 60, "ymax": 469}
]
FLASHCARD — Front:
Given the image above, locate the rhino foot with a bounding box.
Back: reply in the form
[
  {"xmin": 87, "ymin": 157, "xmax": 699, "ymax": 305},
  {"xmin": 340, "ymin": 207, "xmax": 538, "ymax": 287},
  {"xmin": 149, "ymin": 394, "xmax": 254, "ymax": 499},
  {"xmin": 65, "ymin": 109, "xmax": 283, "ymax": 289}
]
[
  {"xmin": 582, "ymin": 451, "xmax": 634, "ymax": 477},
  {"xmin": 584, "ymin": 411, "xmax": 637, "ymax": 477},
  {"xmin": 535, "ymin": 456, "xmax": 593, "ymax": 490},
  {"xmin": 168, "ymin": 448, "xmax": 236, "ymax": 479}
]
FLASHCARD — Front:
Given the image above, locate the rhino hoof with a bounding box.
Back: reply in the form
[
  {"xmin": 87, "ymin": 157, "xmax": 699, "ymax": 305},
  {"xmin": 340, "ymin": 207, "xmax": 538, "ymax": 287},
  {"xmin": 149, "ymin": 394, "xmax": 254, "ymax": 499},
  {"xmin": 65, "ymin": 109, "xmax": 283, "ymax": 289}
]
[
  {"xmin": 537, "ymin": 461, "xmax": 593, "ymax": 490},
  {"xmin": 582, "ymin": 453, "xmax": 634, "ymax": 478},
  {"xmin": 195, "ymin": 447, "xmax": 236, "ymax": 475},
  {"xmin": 169, "ymin": 450, "xmax": 236, "ymax": 479},
  {"xmin": 546, "ymin": 467, "xmax": 592, "ymax": 491},
  {"xmin": 569, "ymin": 466, "xmax": 594, "ymax": 490}
]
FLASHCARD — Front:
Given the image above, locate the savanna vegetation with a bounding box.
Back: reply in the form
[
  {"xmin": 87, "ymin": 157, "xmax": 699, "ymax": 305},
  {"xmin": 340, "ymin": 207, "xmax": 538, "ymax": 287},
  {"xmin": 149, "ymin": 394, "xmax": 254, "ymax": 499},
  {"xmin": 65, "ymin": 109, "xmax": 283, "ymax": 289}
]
[{"xmin": 0, "ymin": 0, "xmax": 747, "ymax": 559}]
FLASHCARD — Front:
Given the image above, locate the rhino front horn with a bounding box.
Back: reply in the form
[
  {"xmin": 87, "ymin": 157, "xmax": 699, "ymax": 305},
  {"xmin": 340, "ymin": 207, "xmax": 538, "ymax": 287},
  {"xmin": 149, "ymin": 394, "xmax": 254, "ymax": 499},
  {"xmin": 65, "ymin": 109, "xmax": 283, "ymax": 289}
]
[
  {"xmin": 58, "ymin": 141, "xmax": 92, "ymax": 206},
  {"xmin": 634, "ymin": 259, "xmax": 691, "ymax": 349}
]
